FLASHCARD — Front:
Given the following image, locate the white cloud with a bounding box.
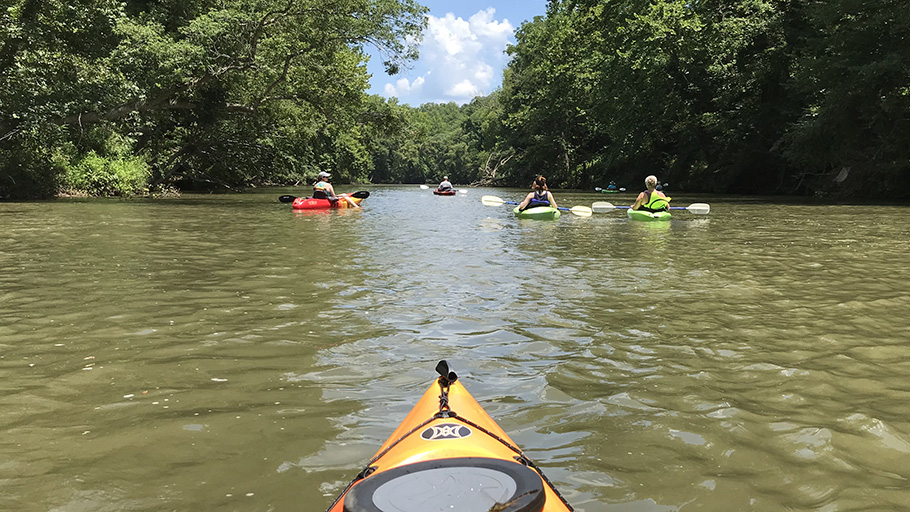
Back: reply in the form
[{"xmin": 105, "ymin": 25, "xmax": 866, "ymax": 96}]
[
  {"xmin": 384, "ymin": 76, "xmax": 426, "ymax": 97},
  {"xmin": 446, "ymin": 80, "xmax": 481, "ymax": 98},
  {"xmin": 472, "ymin": 62, "xmax": 495, "ymax": 85},
  {"xmin": 468, "ymin": 8, "xmax": 514, "ymax": 41},
  {"xmin": 429, "ymin": 13, "xmax": 478, "ymax": 57},
  {"xmin": 378, "ymin": 8, "xmax": 515, "ymax": 105}
]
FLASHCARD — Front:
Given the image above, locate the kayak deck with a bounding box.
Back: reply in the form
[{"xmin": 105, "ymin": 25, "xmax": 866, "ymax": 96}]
[
  {"xmin": 627, "ymin": 209, "xmax": 671, "ymax": 221},
  {"xmin": 513, "ymin": 205, "xmax": 561, "ymax": 220},
  {"xmin": 326, "ymin": 361, "xmax": 573, "ymax": 512}
]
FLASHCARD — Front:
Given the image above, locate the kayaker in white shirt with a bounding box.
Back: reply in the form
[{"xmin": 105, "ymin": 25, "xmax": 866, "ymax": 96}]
[{"xmin": 437, "ymin": 176, "xmax": 453, "ymax": 191}]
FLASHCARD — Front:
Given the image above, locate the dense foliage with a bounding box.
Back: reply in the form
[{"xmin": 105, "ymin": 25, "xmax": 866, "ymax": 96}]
[
  {"xmin": 1, "ymin": 0, "xmax": 426, "ymax": 198},
  {"xmin": 2, "ymin": 0, "xmax": 908, "ymax": 200},
  {"xmin": 495, "ymin": 0, "xmax": 910, "ymax": 198}
]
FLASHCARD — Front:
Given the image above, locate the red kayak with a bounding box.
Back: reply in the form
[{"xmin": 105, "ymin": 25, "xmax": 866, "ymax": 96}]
[
  {"xmin": 433, "ymin": 189, "xmax": 457, "ymax": 196},
  {"xmin": 278, "ymin": 191, "xmax": 369, "ymax": 210},
  {"xmin": 292, "ymin": 195, "xmax": 363, "ymax": 209}
]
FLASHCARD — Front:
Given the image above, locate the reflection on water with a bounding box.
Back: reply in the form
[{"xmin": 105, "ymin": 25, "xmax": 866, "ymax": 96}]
[{"xmin": 1, "ymin": 189, "xmax": 910, "ymax": 511}]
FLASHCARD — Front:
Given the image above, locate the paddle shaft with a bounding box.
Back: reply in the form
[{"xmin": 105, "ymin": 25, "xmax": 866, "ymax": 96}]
[
  {"xmin": 279, "ymin": 191, "xmax": 370, "ymax": 203},
  {"xmin": 608, "ymin": 205, "xmax": 689, "ymax": 210},
  {"xmin": 482, "ymin": 195, "xmax": 592, "ymax": 216},
  {"xmin": 498, "ymin": 199, "xmax": 572, "ymax": 212},
  {"xmin": 592, "ymin": 200, "xmax": 709, "ymax": 214}
]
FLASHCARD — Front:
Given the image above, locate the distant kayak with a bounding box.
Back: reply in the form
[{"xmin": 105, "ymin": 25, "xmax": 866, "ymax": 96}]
[
  {"xmin": 433, "ymin": 189, "xmax": 457, "ymax": 196},
  {"xmin": 325, "ymin": 361, "xmax": 574, "ymax": 512},
  {"xmin": 514, "ymin": 205, "xmax": 561, "ymax": 220},
  {"xmin": 627, "ymin": 209, "xmax": 671, "ymax": 221}
]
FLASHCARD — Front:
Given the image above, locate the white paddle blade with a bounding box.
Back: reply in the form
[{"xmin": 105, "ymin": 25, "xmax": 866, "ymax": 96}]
[
  {"xmin": 570, "ymin": 206, "xmax": 593, "ymax": 217},
  {"xmin": 687, "ymin": 203, "xmax": 710, "ymax": 214},
  {"xmin": 592, "ymin": 201, "xmax": 616, "ymax": 213},
  {"xmin": 481, "ymin": 195, "xmax": 506, "ymax": 206},
  {"xmin": 459, "ymin": 189, "xmax": 468, "ymax": 194},
  {"xmin": 419, "ymin": 184, "xmax": 430, "ymax": 189}
]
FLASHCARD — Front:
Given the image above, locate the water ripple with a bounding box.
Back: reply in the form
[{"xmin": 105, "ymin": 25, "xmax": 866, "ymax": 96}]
[{"xmin": 2, "ymin": 193, "xmax": 910, "ymax": 510}]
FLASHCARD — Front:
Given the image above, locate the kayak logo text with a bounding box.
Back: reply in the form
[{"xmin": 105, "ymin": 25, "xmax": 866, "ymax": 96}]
[{"xmin": 420, "ymin": 423, "xmax": 472, "ymax": 441}]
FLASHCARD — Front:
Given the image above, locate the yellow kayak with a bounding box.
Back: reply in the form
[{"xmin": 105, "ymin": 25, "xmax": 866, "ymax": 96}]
[{"xmin": 326, "ymin": 361, "xmax": 574, "ymax": 512}]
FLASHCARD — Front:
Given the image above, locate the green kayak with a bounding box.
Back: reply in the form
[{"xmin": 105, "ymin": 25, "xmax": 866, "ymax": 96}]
[
  {"xmin": 514, "ymin": 205, "xmax": 561, "ymax": 220},
  {"xmin": 627, "ymin": 209, "xmax": 671, "ymax": 222}
]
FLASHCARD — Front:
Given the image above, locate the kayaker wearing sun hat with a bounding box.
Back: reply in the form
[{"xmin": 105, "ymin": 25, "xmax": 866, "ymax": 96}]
[{"xmin": 313, "ymin": 171, "xmax": 337, "ymax": 201}]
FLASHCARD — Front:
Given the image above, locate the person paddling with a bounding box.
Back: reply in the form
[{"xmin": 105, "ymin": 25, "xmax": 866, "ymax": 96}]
[
  {"xmin": 437, "ymin": 176, "xmax": 453, "ymax": 192},
  {"xmin": 313, "ymin": 171, "xmax": 338, "ymax": 202},
  {"xmin": 631, "ymin": 175, "xmax": 671, "ymax": 212},
  {"xmin": 517, "ymin": 175, "xmax": 557, "ymax": 211}
]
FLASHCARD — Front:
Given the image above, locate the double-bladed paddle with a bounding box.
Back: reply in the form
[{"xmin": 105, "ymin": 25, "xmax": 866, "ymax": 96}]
[
  {"xmin": 420, "ymin": 184, "xmax": 467, "ymax": 194},
  {"xmin": 595, "ymin": 186, "xmax": 626, "ymax": 192},
  {"xmin": 591, "ymin": 201, "xmax": 710, "ymax": 214},
  {"xmin": 482, "ymin": 195, "xmax": 593, "ymax": 217},
  {"xmin": 278, "ymin": 190, "xmax": 370, "ymax": 205}
]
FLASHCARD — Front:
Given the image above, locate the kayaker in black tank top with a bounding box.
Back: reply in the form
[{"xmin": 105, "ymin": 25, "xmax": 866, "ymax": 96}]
[
  {"xmin": 631, "ymin": 175, "xmax": 670, "ymax": 212},
  {"xmin": 518, "ymin": 175, "xmax": 557, "ymax": 211}
]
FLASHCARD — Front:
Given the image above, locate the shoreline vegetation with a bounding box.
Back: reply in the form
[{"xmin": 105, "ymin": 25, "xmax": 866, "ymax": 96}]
[{"xmin": 2, "ymin": 1, "xmax": 908, "ymax": 202}]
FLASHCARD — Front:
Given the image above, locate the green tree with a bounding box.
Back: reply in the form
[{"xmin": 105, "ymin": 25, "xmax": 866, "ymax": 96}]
[
  {"xmin": 499, "ymin": 0, "xmax": 806, "ymax": 193},
  {"xmin": 461, "ymin": 92, "xmax": 512, "ymax": 185},
  {"xmin": 1, "ymin": 0, "xmax": 427, "ymax": 198},
  {"xmin": 500, "ymin": 10, "xmax": 601, "ymax": 188},
  {"xmin": 783, "ymin": 0, "xmax": 910, "ymax": 198}
]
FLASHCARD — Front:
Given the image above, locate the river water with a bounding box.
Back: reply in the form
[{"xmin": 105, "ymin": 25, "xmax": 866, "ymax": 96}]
[{"xmin": 2, "ymin": 186, "xmax": 909, "ymax": 511}]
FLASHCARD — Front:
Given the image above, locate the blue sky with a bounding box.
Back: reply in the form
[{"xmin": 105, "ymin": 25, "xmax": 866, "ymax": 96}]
[{"xmin": 366, "ymin": 1, "xmax": 549, "ymax": 106}]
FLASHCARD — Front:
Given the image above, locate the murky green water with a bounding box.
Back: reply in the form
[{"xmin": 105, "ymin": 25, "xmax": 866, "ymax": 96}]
[{"xmin": 2, "ymin": 186, "xmax": 910, "ymax": 511}]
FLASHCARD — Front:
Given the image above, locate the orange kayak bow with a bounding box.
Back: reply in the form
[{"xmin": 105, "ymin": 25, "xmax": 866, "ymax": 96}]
[{"xmin": 326, "ymin": 361, "xmax": 573, "ymax": 512}]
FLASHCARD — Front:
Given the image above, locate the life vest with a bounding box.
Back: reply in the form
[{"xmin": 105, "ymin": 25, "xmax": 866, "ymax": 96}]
[
  {"xmin": 313, "ymin": 181, "xmax": 331, "ymax": 199},
  {"xmin": 640, "ymin": 190, "xmax": 671, "ymax": 212},
  {"xmin": 527, "ymin": 189, "xmax": 550, "ymax": 208}
]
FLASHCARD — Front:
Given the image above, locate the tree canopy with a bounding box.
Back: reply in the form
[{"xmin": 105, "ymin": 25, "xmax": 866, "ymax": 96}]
[
  {"xmin": 1, "ymin": 0, "xmax": 426, "ymax": 198},
  {"xmin": 493, "ymin": 0, "xmax": 910, "ymax": 198},
  {"xmin": 2, "ymin": 0, "xmax": 908, "ymax": 200}
]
